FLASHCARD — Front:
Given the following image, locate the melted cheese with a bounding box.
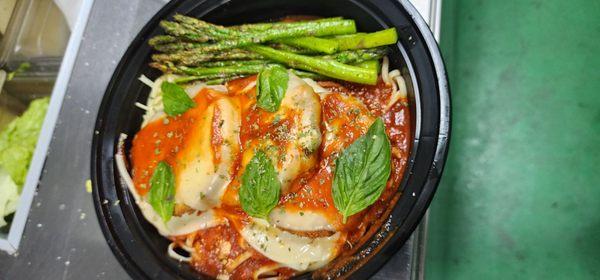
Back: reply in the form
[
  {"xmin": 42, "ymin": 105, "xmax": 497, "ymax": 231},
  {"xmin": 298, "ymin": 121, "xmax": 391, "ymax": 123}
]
[
  {"xmin": 116, "ymin": 135, "xmax": 225, "ymax": 236},
  {"xmin": 141, "ymin": 75, "xmax": 170, "ymax": 126},
  {"xmin": 139, "ymin": 202, "xmax": 225, "ymax": 236},
  {"xmin": 270, "ymin": 208, "xmax": 335, "ymax": 232},
  {"xmin": 322, "ymin": 93, "xmax": 374, "ymax": 157},
  {"xmin": 241, "ymin": 73, "xmax": 322, "ymax": 191},
  {"xmin": 240, "ymin": 219, "xmax": 340, "ymax": 271},
  {"xmin": 175, "ymin": 97, "xmax": 241, "ymax": 211}
]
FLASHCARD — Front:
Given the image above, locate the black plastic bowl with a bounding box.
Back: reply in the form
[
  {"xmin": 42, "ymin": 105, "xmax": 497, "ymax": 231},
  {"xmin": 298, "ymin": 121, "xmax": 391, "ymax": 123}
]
[{"xmin": 91, "ymin": 0, "xmax": 450, "ymax": 279}]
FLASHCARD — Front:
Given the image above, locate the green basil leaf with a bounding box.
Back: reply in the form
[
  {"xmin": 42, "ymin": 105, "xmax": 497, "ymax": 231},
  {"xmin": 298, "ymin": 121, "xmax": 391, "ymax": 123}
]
[
  {"xmin": 161, "ymin": 81, "xmax": 195, "ymax": 116},
  {"xmin": 147, "ymin": 161, "xmax": 176, "ymax": 222},
  {"xmin": 332, "ymin": 118, "xmax": 391, "ymax": 223},
  {"xmin": 256, "ymin": 65, "xmax": 289, "ymax": 112},
  {"xmin": 239, "ymin": 150, "xmax": 281, "ymax": 219}
]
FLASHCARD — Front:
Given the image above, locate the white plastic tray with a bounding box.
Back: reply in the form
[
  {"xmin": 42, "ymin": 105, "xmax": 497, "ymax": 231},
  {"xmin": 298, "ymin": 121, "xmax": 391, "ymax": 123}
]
[{"xmin": 0, "ymin": 0, "xmax": 94, "ymax": 254}]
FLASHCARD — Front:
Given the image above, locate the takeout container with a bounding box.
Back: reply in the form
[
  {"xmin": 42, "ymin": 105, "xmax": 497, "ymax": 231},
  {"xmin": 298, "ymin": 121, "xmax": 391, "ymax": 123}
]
[
  {"xmin": 91, "ymin": 0, "xmax": 450, "ymax": 278},
  {"xmin": 0, "ymin": 0, "xmax": 94, "ymax": 253}
]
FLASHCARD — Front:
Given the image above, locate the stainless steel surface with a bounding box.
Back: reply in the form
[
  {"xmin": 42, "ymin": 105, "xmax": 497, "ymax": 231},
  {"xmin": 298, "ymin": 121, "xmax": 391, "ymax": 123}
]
[{"xmin": 0, "ymin": 0, "xmax": 430, "ymax": 278}]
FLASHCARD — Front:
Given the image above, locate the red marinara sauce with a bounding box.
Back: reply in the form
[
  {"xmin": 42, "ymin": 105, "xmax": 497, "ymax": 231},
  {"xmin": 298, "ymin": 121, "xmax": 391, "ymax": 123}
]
[
  {"xmin": 128, "ymin": 76, "xmax": 411, "ymax": 279},
  {"xmin": 317, "ymin": 78, "xmax": 411, "ymax": 243}
]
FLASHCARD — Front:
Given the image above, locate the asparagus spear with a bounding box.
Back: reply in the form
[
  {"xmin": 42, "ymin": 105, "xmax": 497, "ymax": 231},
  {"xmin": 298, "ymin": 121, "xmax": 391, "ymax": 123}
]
[
  {"xmin": 175, "ymin": 70, "xmax": 325, "ymax": 85},
  {"xmin": 197, "ymin": 60, "xmax": 270, "ymax": 68},
  {"xmin": 332, "ymin": 28, "xmax": 398, "ymax": 50},
  {"xmin": 269, "ymin": 43, "xmax": 318, "ymax": 55},
  {"xmin": 176, "ymin": 15, "xmax": 345, "ymax": 34},
  {"xmin": 276, "ymin": 36, "xmax": 339, "ymax": 54},
  {"xmin": 151, "ymin": 64, "xmax": 259, "ymax": 83},
  {"xmin": 245, "ymin": 45, "xmax": 377, "ymax": 85},
  {"xmin": 153, "ymin": 62, "xmax": 272, "ymax": 77},
  {"xmin": 354, "ymin": 60, "xmax": 380, "ymax": 73},
  {"xmin": 173, "ymin": 14, "xmax": 232, "ymax": 39},
  {"xmin": 152, "ymin": 49, "xmax": 263, "ymax": 65},
  {"xmin": 291, "ymin": 69, "xmax": 327, "ymax": 80},
  {"xmin": 229, "ymin": 17, "xmax": 344, "ymax": 32},
  {"xmin": 152, "ymin": 36, "xmax": 385, "ymax": 62},
  {"xmin": 175, "ymin": 70, "xmax": 324, "ymax": 84},
  {"xmin": 152, "ymin": 39, "xmax": 318, "ymax": 54},
  {"xmin": 174, "ymin": 15, "xmax": 352, "ymax": 55},
  {"xmin": 178, "ymin": 64, "xmax": 270, "ymax": 76},
  {"xmin": 166, "ymin": 19, "xmax": 356, "ymax": 53},
  {"xmin": 153, "ymin": 47, "xmax": 385, "ymax": 67},
  {"xmin": 174, "ymin": 75, "xmax": 247, "ymax": 85},
  {"xmin": 157, "ymin": 16, "xmax": 356, "ymax": 53},
  {"xmin": 148, "ymin": 35, "xmax": 179, "ymax": 46},
  {"xmin": 318, "ymin": 47, "xmax": 387, "ymax": 64},
  {"xmin": 159, "ymin": 21, "xmax": 211, "ymax": 42},
  {"xmin": 205, "ymin": 76, "xmax": 247, "ymax": 85},
  {"xmin": 152, "ymin": 41, "xmax": 208, "ymax": 52}
]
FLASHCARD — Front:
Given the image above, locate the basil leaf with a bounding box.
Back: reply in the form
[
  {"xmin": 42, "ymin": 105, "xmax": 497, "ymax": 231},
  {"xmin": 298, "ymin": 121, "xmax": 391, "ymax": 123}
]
[
  {"xmin": 239, "ymin": 150, "xmax": 281, "ymax": 219},
  {"xmin": 147, "ymin": 161, "xmax": 176, "ymax": 222},
  {"xmin": 161, "ymin": 81, "xmax": 195, "ymax": 116},
  {"xmin": 332, "ymin": 118, "xmax": 391, "ymax": 223},
  {"xmin": 256, "ymin": 65, "xmax": 289, "ymax": 112}
]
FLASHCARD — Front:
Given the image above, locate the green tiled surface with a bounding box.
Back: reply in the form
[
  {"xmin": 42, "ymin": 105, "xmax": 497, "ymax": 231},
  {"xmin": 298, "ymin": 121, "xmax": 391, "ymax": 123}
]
[{"xmin": 425, "ymin": 0, "xmax": 600, "ymax": 279}]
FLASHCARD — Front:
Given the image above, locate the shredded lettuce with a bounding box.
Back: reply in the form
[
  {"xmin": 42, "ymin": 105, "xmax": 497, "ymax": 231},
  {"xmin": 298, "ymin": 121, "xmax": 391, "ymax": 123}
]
[
  {"xmin": 0, "ymin": 97, "xmax": 49, "ymax": 189},
  {"xmin": 0, "ymin": 167, "xmax": 19, "ymax": 228}
]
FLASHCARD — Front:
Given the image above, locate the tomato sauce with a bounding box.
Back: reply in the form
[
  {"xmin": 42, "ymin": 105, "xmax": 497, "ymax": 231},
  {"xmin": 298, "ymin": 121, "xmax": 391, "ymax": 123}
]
[
  {"xmin": 131, "ymin": 91, "xmax": 201, "ymax": 195},
  {"xmin": 129, "ymin": 76, "xmax": 411, "ymax": 279},
  {"xmin": 318, "ymin": 78, "xmax": 411, "ymax": 244}
]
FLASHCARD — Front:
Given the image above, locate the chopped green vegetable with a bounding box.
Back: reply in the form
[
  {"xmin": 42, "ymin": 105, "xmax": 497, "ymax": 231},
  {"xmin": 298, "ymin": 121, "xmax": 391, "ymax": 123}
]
[
  {"xmin": 0, "ymin": 97, "xmax": 49, "ymax": 188},
  {"xmin": 332, "ymin": 118, "xmax": 391, "ymax": 223},
  {"xmin": 6, "ymin": 62, "xmax": 31, "ymax": 81},
  {"xmin": 0, "ymin": 167, "xmax": 19, "ymax": 228},
  {"xmin": 257, "ymin": 65, "xmax": 289, "ymax": 112},
  {"xmin": 85, "ymin": 179, "xmax": 93, "ymax": 193},
  {"xmin": 147, "ymin": 161, "xmax": 176, "ymax": 222},
  {"xmin": 161, "ymin": 81, "xmax": 195, "ymax": 116},
  {"xmin": 239, "ymin": 151, "xmax": 281, "ymax": 220}
]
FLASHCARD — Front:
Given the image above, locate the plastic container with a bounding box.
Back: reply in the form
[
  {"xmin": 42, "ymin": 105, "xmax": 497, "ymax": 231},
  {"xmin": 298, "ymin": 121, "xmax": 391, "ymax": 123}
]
[
  {"xmin": 0, "ymin": 0, "xmax": 94, "ymax": 253},
  {"xmin": 0, "ymin": 70, "xmax": 26, "ymax": 129},
  {"xmin": 0, "ymin": 0, "xmax": 71, "ymax": 103},
  {"xmin": 0, "ymin": 0, "xmax": 71, "ymax": 68},
  {"xmin": 0, "ymin": 0, "xmax": 18, "ymax": 37},
  {"xmin": 91, "ymin": 0, "xmax": 450, "ymax": 279}
]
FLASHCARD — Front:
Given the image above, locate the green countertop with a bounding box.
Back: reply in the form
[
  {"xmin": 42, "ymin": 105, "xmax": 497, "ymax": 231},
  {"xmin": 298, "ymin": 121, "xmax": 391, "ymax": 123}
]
[{"xmin": 426, "ymin": 0, "xmax": 600, "ymax": 279}]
